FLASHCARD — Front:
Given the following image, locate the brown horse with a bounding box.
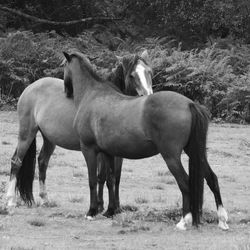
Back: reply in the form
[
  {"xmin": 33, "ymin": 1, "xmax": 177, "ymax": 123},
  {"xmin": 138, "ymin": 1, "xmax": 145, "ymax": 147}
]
[
  {"xmin": 60, "ymin": 51, "xmax": 228, "ymax": 230},
  {"xmin": 6, "ymin": 51, "xmax": 153, "ymax": 216}
]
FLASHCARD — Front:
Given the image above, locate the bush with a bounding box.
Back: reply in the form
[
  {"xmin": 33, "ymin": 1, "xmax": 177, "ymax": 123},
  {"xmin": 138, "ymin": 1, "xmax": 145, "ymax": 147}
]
[
  {"xmin": 0, "ymin": 30, "xmax": 120, "ymax": 101},
  {"xmin": 0, "ymin": 30, "xmax": 249, "ymax": 123},
  {"xmin": 150, "ymin": 41, "xmax": 250, "ymax": 122},
  {"xmin": 0, "ymin": 31, "xmax": 64, "ymax": 99}
]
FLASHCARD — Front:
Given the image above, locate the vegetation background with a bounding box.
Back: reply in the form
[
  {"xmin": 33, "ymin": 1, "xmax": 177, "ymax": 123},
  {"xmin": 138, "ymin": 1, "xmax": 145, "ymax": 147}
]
[{"xmin": 0, "ymin": 0, "xmax": 250, "ymax": 122}]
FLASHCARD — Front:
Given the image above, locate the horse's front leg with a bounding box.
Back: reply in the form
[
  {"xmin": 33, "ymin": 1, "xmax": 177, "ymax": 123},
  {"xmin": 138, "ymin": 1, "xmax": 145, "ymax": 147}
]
[
  {"xmin": 97, "ymin": 153, "xmax": 106, "ymax": 213},
  {"xmin": 102, "ymin": 154, "xmax": 116, "ymax": 218},
  {"xmin": 82, "ymin": 147, "xmax": 99, "ymax": 220},
  {"xmin": 114, "ymin": 157, "xmax": 123, "ymax": 213}
]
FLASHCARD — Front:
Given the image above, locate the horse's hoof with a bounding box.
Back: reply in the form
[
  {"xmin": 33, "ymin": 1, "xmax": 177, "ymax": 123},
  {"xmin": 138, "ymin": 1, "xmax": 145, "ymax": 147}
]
[
  {"xmin": 40, "ymin": 198, "xmax": 50, "ymax": 207},
  {"xmin": 176, "ymin": 213, "xmax": 192, "ymax": 231},
  {"xmin": 103, "ymin": 208, "xmax": 115, "ymax": 218},
  {"xmin": 218, "ymin": 220, "xmax": 229, "ymax": 230},
  {"xmin": 84, "ymin": 215, "xmax": 94, "ymax": 221},
  {"xmin": 115, "ymin": 207, "xmax": 122, "ymax": 214},
  {"xmin": 7, "ymin": 205, "xmax": 15, "ymax": 215},
  {"xmin": 176, "ymin": 219, "xmax": 187, "ymax": 230},
  {"xmin": 217, "ymin": 206, "xmax": 229, "ymax": 230},
  {"xmin": 85, "ymin": 208, "xmax": 98, "ymax": 220}
]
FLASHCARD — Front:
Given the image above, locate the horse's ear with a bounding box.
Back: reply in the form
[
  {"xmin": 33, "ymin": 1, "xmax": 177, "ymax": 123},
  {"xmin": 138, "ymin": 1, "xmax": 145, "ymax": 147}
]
[
  {"xmin": 63, "ymin": 52, "xmax": 71, "ymax": 62},
  {"xmin": 140, "ymin": 50, "xmax": 150, "ymax": 63}
]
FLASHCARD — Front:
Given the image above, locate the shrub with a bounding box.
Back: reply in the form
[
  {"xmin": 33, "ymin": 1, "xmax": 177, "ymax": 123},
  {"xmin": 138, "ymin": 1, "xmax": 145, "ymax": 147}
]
[{"xmin": 150, "ymin": 42, "xmax": 250, "ymax": 122}]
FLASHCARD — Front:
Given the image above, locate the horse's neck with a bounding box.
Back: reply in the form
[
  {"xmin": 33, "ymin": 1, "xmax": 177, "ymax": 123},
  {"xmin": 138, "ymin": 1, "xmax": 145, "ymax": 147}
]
[
  {"xmin": 108, "ymin": 64, "xmax": 125, "ymax": 93},
  {"xmin": 72, "ymin": 73, "xmax": 97, "ymax": 107}
]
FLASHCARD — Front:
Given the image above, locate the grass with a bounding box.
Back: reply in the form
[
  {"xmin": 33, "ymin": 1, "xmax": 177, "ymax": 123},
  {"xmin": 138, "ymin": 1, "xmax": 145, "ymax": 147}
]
[
  {"xmin": 0, "ymin": 206, "xmax": 8, "ymax": 215},
  {"xmin": 28, "ymin": 218, "xmax": 45, "ymax": 227},
  {"xmin": 135, "ymin": 196, "xmax": 149, "ymax": 204},
  {"xmin": 153, "ymin": 195, "xmax": 166, "ymax": 203},
  {"xmin": 1, "ymin": 141, "xmax": 11, "ymax": 145},
  {"xmin": 123, "ymin": 168, "xmax": 133, "ymax": 173},
  {"xmin": 69, "ymin": 195, "xmax": 84, "ymax": 203},
  {"xmin": 9, "ymin": 247, "xmax": 34, "ymax": 250},
  {"xmin": 48, "ymin": 211, "xmax": 65, "ymax": 218},
  {"xmin": 160, "ymin": 177, "xmax": 176, "ymax": 185},
  {"xmin": 157, "ymin": 170, "xmax": 171, "ymax": 176},
  {"xmin": 120, "ymin": 204, "xmax": 138, "ymax": 212},
  {"xmin": 113, "ymin": 212, "xmax": 135, "ymax": 228},
  {"xmin": 152, "ymin": 184, "xmax": 164, "ymax": 190},
  {"xmin": 72, "ymin": 170, "xmax": 85, "ymax": 178},
  {"xmin": 220, "ymin": 175, "xmax": 236, "ymax": 182},
  {"xmin": 118, "ymin": 224, "xmax": 150, "ymax": 234},
  {"xmin": 38, "ymin": 199, "xmax": 59, "ymax": 208},
  {"xmin": 0, "ymin": 169, "xmax": 9, "ymax": 176}
]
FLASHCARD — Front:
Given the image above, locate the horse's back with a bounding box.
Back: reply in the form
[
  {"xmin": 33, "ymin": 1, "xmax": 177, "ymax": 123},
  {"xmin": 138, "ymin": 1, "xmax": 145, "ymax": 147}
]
[{"xmin": 18, "ymin": 77, "xmax": 63, "ymax": 108}]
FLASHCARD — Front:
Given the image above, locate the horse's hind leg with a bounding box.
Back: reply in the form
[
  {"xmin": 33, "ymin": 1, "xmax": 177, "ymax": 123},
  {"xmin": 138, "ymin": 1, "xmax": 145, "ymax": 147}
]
[
  {"xmin": 6, "ymin": 130, "xmax": 37, "ymax": 209},
  {"xmin": 162, "ymin": 155, "xmax": 192, "ymax": 230},
  {"xmin": 97, "ymin": 155, "xmax": 123, "ymax": 214},
  {"xmin": 204, "ymin": 159, "xmax": 229, "ymax": 230},
  {"xmin": 38, "ymin": 135, "xmax": 55, "ymax": 205},
  {"xmin": 6, "ymin": 149, "xmax": 21, "ymax": 208}
]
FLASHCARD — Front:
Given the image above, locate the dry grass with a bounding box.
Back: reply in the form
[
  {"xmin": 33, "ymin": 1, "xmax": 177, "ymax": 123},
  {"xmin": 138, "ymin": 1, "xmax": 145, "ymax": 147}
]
[
  {"xmin": 37, "ymin": 199, "xmax": 59, "ymax": 208},
  {"xmin": 69, "ymin": 195, "xmax": 84, "ymax": 203},
  {"xmin": 0, "ymin": 169, "xmax": 9, "ymax": 176},
  {"xmin": 152, "ymin": 185, "xmax": 164, "ymax": 190},
  {"xmin": 157, "ymin": 170, "xmax": 171, "ymax": 176},
  {"xmin": 160, "ymin": 177, "xmax": 176, "ymax": 185},
  {"xmin": 0, "ymin": 112, "xmax": 250, "ymax": 249},
  {"xmin": 135, "ymin": 196, "xmax": 149, "ymax": 204},
  {"xmin": 27, "ymin": 218, "xmax": 46, "ymax": 227},
  {"xmin": 72, "ymin": 170, "xmax": 85, "ymax": 178}
]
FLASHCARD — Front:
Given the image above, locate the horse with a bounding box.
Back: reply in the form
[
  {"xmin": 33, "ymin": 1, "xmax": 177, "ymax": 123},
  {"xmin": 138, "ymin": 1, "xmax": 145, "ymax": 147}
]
[
  {"xmin": 6, "ymin": 50, "xmax": 153, "ymax": 216},
  {"xmin": 59, "ymin": 51, "xmax": 228, "ymax": 230}
]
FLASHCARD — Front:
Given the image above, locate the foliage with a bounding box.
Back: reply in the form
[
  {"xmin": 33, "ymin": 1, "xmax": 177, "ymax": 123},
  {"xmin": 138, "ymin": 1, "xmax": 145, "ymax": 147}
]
[
  {"xmin": 150, "ymin": 40, "xmax": 250, "ymax": 122},
  {"xmin": 0, "ymin": 30, "xmax": 250, "ymax": 122},
  {"xmin": 0, "ymin": 30, "xmax": 118, "ymax": 108},
  {"xmin": 1, "ymin": 1, "xmax": 250, "ymax": 45},
  {"xmin": 0, "ymin": 31, "xmax": 63, "ymax": 99}
]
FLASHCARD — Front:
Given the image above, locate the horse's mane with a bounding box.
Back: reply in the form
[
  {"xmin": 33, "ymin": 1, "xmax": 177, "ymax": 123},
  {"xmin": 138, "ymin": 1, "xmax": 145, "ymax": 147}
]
[
  {"xmin": 64, "ymin": 51, "xmax": 104, "ymax": 98},
  {"xmin": 71, "ymin": 51, "xmax": 104, "ymax": 83},
  {"xmin": 64, "ymin": 51, "xmax": 149, "ymax": 98}
]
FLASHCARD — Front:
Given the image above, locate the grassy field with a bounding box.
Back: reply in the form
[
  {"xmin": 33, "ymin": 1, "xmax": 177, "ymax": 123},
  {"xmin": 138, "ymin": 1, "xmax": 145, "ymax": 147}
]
[{"xmin": 0, "ymin": 111, "xmax": 250, "ymax": 250}]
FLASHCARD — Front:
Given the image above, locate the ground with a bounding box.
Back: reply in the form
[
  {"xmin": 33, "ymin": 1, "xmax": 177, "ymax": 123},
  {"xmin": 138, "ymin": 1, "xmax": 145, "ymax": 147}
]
[{"xmin": 0, "ymin": 111, "xmax": 250, "ymax": 250}]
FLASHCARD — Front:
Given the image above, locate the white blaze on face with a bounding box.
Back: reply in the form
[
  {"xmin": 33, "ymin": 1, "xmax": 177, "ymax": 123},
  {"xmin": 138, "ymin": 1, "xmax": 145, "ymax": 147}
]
[{"xmin": 134, "ymin": 63, "xmax": 153, "ymax": 95}]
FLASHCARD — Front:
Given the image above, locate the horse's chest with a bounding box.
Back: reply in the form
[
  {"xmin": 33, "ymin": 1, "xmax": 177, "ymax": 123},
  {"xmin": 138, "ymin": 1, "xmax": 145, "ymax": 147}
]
[{"xmin": 74, "ymin": 112, "xmax": 95, "ymax": 146}]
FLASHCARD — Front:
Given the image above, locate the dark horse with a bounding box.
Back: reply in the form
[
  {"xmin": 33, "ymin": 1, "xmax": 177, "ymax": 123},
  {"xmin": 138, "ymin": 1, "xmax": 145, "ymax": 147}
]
[
  {"xmin": 61, "ymin": 51, "xmax": 228, "ymax": 230},
  {"xmin": 6, "ymin": 50, "xmax": 153, "ymax": 216}
]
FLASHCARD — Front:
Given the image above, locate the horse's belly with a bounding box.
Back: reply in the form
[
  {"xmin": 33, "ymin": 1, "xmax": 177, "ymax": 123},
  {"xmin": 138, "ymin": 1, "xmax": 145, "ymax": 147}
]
[
  {"xmin": 36, "ymin": 104, "xmax": 81, "ymax": 150},
  {"xmin": 39, "ymin": 123, "xmax": 81, "ymax": 150},
  {"xmin": 106, "ymin": 140, "xmax": 158, "ymax": 159}
]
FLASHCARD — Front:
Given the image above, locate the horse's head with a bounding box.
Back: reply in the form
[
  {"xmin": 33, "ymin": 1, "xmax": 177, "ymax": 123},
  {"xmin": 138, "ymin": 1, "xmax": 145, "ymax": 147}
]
[
  {"xmin": 63, "ymin": 51, "xmax": 101, "ymax": 98},
  {"xmin": 117, "ymin": 50, "xmax": 153, "ymax": 96}
]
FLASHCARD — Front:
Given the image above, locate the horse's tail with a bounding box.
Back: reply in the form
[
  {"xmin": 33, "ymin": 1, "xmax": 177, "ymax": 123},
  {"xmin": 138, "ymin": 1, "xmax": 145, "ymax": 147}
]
[
  {"xmin": 16, "ymin": 138, "xmax": 36, "ymax": 206},
  {"xmin": 186, "ymin": 102, "xmax": 210, "ymax": 226}
]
